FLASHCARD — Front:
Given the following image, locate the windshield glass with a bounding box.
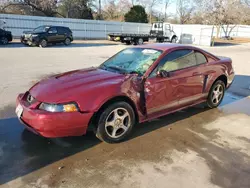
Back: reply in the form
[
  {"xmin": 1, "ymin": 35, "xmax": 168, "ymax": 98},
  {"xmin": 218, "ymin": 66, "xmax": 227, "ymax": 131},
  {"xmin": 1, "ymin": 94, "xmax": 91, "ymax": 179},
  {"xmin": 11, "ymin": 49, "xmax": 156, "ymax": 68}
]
[
  {"xmin": 33, "ymin": 26, "xmax": 49, "ymax": 32},
  {"xmin": 100, "ymin": 48, "xmax": 162, "ymax": 75}
]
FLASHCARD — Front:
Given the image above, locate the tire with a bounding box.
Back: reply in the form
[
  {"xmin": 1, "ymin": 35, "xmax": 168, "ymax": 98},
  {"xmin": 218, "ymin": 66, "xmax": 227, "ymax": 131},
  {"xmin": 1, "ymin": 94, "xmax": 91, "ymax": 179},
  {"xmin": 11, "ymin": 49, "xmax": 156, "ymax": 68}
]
[
  {"xmin": 96, "ymin": 102, "xmax": 135, "ymax": 143},
  {"xmin": 207, "ymin": 80, "xmax": 225, "ymax": 108},
  {"xmin": 39, "ymin": 39, "xmax": 47, "ymax": 48},
  {"xmin": 137, "ymin": 38, "xmax": 144, "ymax": 45},
  {"xmin": 0, "ymin": 36, "xmax": 8, "ymax": 45},
  {"xmin": 64, "ymin": 37, "xmax": 71, "ymax": 46},
  {"xmin": 125, "ymin": 41, "xmax": 131, "ymax": 45},
  {"xmin": 171, "ymin": 37, "xmax": 177, "ymax": 43}
]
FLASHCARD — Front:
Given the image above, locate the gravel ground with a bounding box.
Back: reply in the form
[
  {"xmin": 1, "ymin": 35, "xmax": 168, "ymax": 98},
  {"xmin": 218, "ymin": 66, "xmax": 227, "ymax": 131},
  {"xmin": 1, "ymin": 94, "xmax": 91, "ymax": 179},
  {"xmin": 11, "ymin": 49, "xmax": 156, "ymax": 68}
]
[{"xmin": 0, "ymin": 41, "xmax": 250, "ymax": 188}]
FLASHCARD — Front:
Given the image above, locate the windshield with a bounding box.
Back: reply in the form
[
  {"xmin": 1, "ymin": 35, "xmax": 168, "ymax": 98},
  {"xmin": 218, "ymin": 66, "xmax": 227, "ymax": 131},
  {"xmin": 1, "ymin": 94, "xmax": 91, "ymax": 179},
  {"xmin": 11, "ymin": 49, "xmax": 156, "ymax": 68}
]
[
  {"xmin": 33, "ymin": 26, "xmax": 49, "ymax": 32},
  {"xmin": 100, "ymin": 48, "xmax": 162, "ymax": 75}
]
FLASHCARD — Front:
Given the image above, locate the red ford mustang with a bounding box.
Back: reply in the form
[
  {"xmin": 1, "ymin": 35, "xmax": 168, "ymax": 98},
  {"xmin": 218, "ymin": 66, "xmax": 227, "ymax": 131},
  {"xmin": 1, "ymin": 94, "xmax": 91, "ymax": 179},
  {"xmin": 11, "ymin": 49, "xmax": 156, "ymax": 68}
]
[{"xmin": 16, "ymin": 44, "xmax": 234, "ymax": 143}]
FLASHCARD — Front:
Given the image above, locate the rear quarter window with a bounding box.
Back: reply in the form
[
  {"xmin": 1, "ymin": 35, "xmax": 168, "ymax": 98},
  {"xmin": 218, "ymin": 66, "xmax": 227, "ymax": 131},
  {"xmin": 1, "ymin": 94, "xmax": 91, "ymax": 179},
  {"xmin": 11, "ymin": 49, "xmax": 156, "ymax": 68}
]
[
  {"xmin": 195, "ymin": 52, "xmax": 207, "ymax": 65},
  {"xmin": 57, "ymin": 27, "xmax": 71, "ymax": 34}
]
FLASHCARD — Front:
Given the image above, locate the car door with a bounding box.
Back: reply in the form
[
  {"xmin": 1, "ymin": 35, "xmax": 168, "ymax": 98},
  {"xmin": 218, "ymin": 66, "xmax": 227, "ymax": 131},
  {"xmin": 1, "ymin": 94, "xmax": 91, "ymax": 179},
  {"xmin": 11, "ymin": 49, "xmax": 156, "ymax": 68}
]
[
  {"xmin": 144, "ymin": 49, "xmax": 204, "ymax": 118},
  {"xmin": 166, "ymin": 50, "xmax": 204, "ymax": 107},
  {"xmin": 47, "ymin": 27, "xmax": 58, "ymax": 42},
  {"xmin": 164, "ymin": 24, "xmax": 171, "ymax": 39},
  {"xmin": 57, "ymin": 27, "xmax": 67, "ymax": 42}
]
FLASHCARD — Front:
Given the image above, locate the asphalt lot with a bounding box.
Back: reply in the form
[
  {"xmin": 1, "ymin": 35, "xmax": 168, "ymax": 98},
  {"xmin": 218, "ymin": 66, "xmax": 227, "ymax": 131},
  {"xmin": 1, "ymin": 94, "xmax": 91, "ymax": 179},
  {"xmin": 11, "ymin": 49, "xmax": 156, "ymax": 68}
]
[{"xmin": 0, "ymin": 41, "xmax": 250, "ymax": 188}]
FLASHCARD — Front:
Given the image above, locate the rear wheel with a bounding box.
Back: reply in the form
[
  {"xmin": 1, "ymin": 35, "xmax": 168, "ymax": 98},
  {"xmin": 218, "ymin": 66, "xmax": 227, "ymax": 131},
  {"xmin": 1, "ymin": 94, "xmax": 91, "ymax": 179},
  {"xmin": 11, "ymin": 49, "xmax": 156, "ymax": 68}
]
[
  {"xmin": 64, "ymin": 37, "xmax": 71, "ymax": 46},
  {"xmin": 0, "ymin": 36, "xmax": 8, "ymax": 45},
  {"xmin": 125, "ymin": 41, "xmax": 131, "ymax": 45},
  {"xmin": 207, "ymin": 80, "xmax": 225, "ymax": 108},
  {"xmin": 96, "ymin": 102, "xmax": 135, "ymax": 143},
  {"xmin": 171, "ymin": 36, "xmax": 177, "ymax": 43},
  {"xmin": 137, "ymin": 38, "xmax": 144, "ymax": 45},
  {"xmin": 39, "ymin": 39, "xmax": 47, "ymax": 48}
]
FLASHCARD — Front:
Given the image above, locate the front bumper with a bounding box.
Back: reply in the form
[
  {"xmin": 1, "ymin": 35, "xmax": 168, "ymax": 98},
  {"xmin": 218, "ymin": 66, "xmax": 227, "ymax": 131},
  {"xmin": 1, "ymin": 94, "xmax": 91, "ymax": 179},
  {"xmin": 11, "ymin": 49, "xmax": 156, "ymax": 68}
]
[
  {"xmin": 16, "ymin": 93, "xmax": 93, "ymax": 138},
  {"xmin": 20, "ymin": 36, "xmax": 39, "ymax": 46}
]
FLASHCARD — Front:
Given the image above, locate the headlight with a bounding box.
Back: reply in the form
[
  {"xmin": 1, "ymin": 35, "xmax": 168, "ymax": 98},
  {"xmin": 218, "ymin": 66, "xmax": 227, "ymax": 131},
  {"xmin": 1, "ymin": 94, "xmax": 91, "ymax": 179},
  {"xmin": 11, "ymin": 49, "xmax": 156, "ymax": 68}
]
[
  {"xmin": 39, "ymin": 102, "xmax": 79, "ymax": 112},
  {"xmin": 31, "ymin": 34, "xmax": 38, "ymax": 37}
]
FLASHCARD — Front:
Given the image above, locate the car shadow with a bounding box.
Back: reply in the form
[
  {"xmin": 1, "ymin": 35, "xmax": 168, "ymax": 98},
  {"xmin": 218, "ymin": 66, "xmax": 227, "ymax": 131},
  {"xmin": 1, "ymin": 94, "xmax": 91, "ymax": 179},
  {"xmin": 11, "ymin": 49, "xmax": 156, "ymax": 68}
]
[
  {"xmin": 212, "ymin": 42, "xmax": 240, "ymax": 47},
  {"xmin": 0, "ymin": 41, "xmax": 118, "ymax": 48},
  {"xmin": 0, "ymin": 75, "xmax": 248, "ymax": 184}
]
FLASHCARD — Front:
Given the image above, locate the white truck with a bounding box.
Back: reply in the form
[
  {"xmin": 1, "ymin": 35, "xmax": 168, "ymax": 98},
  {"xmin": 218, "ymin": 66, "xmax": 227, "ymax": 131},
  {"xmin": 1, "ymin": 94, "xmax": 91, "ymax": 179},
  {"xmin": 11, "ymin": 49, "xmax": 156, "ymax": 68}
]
[{"xmin": 108, "ymin": 21, "xmax": 178, "ymax": 45}]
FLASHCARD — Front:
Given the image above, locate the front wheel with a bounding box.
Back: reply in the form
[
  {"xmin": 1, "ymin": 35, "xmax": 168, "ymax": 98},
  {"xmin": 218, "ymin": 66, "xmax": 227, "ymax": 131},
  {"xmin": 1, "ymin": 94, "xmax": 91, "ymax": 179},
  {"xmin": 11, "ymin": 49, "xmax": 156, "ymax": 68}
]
[
  {"xmin": 171, "ymin": 37, "xmax": 177, "ymax": 43},
  {"xmin": 207, "ymin": 80, "xmax": 225, "ymax": 108},
  {"xmin": 0, "ymin": 36, "xmax": 8, "ymax": 45},
  {"xmin": 96, "ymin": 102, "xmax": 135, "ymax": 143},
  {"xmin": 39, "ymin": 39, "xmax": 47, "ymax": 48}
]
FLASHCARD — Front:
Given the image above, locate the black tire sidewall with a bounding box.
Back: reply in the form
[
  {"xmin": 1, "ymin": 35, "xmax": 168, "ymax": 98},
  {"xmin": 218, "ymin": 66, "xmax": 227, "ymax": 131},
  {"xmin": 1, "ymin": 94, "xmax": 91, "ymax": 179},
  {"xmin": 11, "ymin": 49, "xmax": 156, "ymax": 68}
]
[
  {"xmin": 171, "ymin": 37, "xmax": 177, "ymax": 43},
  {"xmin": 1, "ymin": 37, "xmax": 8, "ymax": 44},
  {"xmin": 96, "ymin": 102, "xmax": 135, "ymax": 143},
  {"xmin": 207, "ymin": 80, "xmax": 225, "ymax": 108},
  {"xmin": 64, "ymin": 37, "xmax": 71, "ymax": 45},
  {"xmin": 39, "ymin": 39, "xmax": 47, "ymax": 48}
]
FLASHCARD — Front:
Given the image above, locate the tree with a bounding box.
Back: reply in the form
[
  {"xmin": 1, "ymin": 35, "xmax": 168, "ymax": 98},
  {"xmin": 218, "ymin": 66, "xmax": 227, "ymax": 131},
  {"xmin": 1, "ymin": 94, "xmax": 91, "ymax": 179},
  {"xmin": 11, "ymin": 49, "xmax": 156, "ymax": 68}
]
[
  {"xmin": 124, "ymin": 5, "xmax": 148, "ymax": 23},
  {"xmin": 194, "ymin": 0, "xmax": 247, "ymax": 37},
  {"xmin": 164, "ymin": 0, "xmax": 172, "ymax": 21},
  {"xmin": 148, "ymin": 0, "xmax": 161, "ymax": 23},
  {"xmin": 176, "ymin": 0, "xmax": 194, "ymax": 24},
  {"xmin": 58, "ymin": 0, "xmax": 93, "ymax": 19},
  {"xmin": 1, "ymin": 0, "xmax": 60, "ymax": 17},
  {"xmin": 102, "ymin": 0, "xmax": 119, "ymax": 20}
]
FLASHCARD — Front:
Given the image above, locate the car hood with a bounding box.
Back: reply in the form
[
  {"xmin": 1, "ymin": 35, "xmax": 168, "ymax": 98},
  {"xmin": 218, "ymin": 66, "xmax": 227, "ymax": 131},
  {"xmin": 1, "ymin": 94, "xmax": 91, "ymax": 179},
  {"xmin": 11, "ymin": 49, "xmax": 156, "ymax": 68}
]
[
  {"xmin": 23, "ymin": 31, "xmax": 45, "ymax": 35},
  {"xmin": 29, "ymin": 67, "xmax": 126, "ymax": 103}
]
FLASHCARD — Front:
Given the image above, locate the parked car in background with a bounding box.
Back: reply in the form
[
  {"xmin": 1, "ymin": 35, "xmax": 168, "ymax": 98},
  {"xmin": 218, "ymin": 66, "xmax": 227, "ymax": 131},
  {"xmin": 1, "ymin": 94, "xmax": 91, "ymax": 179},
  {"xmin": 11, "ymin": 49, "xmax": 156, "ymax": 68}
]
[
  {"xmin": 0, "ymin": 28, "xmax": 12, "ymax": 45},
  {"xmin": 16, "ymin": 44, "xmax": 234, "ymax": 143},
  {"xmin": 20, "ymin": 25, "xmax": 73, "ymax": 47}
]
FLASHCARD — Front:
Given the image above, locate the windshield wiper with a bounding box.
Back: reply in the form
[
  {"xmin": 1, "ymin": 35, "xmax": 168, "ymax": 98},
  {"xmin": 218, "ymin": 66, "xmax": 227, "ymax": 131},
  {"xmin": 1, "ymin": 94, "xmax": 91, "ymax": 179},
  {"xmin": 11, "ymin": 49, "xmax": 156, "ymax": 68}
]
[
  {"xmin": 106, "ymin": 66, "xmax": 126, "ymax": 74},
  {"xmin": 128, "ymin": 70, "xmax": 142, "ymax": 76}
]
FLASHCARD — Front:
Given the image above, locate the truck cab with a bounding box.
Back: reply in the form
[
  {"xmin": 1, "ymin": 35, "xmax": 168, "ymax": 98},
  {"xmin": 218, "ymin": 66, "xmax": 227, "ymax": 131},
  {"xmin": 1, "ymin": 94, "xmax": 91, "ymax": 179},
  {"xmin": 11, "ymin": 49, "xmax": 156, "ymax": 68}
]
[{"xmin": 150, "ymin": 22, "xmax": 177, "ymax": 43}]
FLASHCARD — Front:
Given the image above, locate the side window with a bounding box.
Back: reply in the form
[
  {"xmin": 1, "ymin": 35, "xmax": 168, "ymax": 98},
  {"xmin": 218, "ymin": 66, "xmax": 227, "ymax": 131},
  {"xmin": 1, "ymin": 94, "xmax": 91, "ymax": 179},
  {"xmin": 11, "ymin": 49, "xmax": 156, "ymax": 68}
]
[
  {"xmin": 165, "ymin": 24, "xmax": 170, "ymax": 30},
  {"xmin": 48, "ymin": 27, "xmax": 57, "ymax": 34},
  {"xmin": 195, "ymin": 52, "xmax": 207, "ymax": 65},
  {"xmin": 57, "ymin": 27, "xmax": 64, "ymax": 34},
  {"xmin": 160, "ymin": 50, "xmax": 196, "ymax": 72}
]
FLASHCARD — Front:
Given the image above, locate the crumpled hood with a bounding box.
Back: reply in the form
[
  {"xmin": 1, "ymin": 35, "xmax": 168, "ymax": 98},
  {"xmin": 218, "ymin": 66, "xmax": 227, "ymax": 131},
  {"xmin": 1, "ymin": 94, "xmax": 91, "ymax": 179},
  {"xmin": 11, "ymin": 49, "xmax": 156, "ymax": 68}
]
[{"xmin": 29, "ymin": 67, "xmax": 126, "ymax": 103}]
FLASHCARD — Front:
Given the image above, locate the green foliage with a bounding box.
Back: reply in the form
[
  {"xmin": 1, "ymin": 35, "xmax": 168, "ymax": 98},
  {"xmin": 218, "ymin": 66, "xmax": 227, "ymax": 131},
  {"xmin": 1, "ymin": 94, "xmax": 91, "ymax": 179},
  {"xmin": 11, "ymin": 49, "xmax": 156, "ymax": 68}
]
[
  {"xmin": 124, "ymin": 5, "xmax": 148, "ymax": 23},
  {"xmin": 58, "ymin": 0, "xmax": 93, "ymax": 19}
]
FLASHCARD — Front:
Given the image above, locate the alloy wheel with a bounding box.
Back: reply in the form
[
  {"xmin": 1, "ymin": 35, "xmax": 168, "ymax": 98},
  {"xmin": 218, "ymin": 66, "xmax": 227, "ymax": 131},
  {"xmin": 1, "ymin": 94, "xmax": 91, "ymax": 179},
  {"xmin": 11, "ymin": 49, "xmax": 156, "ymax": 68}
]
[
  {"xmin": 105, "ymin": 108, "xmax": 131, "ymax": 138},
  {"xmin": 212, "ymin": 84, "xmax": 223, "ymax": 105}
]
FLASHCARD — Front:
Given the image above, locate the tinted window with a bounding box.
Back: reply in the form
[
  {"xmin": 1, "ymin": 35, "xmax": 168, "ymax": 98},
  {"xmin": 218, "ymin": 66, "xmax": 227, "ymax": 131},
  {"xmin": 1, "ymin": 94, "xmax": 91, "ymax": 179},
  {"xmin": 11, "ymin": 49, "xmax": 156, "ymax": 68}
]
[
  {"xmin": 159, "ymin": 50, "xmax": 196, "ymax": 72},
  {"xmin": 195, "ymin": 52, "xmax": 207, "ymax": 64},
  {"xmin": 49, "ymin": 27, "xmax": 57, "ymax": 34},
  {"xmin": 57, "ymin": 27, "xmax": 70, "ymax": 34}
]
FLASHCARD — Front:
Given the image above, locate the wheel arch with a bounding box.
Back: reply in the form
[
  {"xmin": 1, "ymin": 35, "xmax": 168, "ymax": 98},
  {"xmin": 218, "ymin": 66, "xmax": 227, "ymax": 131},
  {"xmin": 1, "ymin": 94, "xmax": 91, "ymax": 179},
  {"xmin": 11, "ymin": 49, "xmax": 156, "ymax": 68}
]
[
  {"xmin": 214, "ymin": 74, "xmax": 227, "ymax": 87},
  {"xmin": 88, "ymin": 95, "xmax": 139, "ymax": 130}
]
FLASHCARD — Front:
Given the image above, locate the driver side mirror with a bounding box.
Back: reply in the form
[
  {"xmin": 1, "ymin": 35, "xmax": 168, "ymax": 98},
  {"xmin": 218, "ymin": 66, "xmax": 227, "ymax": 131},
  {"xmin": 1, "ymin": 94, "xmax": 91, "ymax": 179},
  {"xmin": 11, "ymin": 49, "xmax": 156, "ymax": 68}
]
[{"xmin": 157, "ymin": 69, "xmax": 170, "ymax": 78}]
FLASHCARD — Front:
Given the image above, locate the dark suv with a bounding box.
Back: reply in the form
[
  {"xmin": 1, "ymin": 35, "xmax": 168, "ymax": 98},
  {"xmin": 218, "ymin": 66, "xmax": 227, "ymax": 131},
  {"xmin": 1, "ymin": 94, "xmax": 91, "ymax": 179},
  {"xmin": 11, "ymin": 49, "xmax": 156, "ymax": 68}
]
[
  {"xmin": 21, "ymin": 25, "xmax": 73, "ymax": 47},
  {"xmin": 0, "ymin": 29, "xmax": 13, "ymax": 45}
]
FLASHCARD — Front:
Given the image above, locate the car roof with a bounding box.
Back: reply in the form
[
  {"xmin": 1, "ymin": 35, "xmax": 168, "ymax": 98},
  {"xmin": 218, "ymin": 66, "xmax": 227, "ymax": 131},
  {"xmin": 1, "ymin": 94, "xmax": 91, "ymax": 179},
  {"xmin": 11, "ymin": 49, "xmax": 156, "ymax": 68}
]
[
  {"xmin": 135, "ymin": 43, "xmax": 197, "ymax": 52},
  {"xmin": 40, "ymin": 25, "xmax": 69, "ymax": 28}
]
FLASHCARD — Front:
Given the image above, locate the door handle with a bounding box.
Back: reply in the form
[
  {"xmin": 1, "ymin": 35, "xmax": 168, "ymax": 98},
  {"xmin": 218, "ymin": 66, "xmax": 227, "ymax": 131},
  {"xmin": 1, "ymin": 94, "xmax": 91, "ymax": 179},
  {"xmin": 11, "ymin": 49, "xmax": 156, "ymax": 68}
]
[{"xmin": 193, "ymin": 72, "xmax": 200, "ymax": 76}]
